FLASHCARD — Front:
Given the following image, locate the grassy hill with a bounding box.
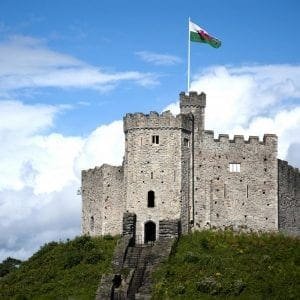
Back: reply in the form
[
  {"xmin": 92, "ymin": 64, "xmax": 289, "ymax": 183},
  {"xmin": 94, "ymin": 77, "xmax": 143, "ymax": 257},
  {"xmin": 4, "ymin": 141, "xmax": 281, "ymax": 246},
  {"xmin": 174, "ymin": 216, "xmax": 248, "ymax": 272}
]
[
  {"xmin": 0, "ymin": 231, "xmax": 299, "ymax": 299},
  {"xmin": 0, "ymin": 235, "xmax": 118, "ymax": 300},
  {"xmin": 152, "ymin": 230, "xmax": 300, "ymax": 299}
]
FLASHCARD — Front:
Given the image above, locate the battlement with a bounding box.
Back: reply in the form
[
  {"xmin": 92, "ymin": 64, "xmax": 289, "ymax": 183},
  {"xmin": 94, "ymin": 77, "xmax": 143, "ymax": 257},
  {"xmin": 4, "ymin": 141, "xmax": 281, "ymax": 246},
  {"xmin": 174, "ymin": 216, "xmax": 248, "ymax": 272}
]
[
  {"xmin": 204, "ymin": 131, "xmax": 278, "ymax": 146},
  {"xmin": 82, "ymin": 164, "xmax": 123, "ymax": 179},
  {"xmin": 123, "ymin": 110, "xmax": 193, "ymax": 132},
  {"xmin": 278, "ymin": 159, "xmax": 300, "ymax": 175},
  {"xmin": 180, "ymin": 91, "xmax": 206, "ymax": 109},
  {"xmin": 82, "ymin": 165, "xmax": 102, "ymax": 179}
]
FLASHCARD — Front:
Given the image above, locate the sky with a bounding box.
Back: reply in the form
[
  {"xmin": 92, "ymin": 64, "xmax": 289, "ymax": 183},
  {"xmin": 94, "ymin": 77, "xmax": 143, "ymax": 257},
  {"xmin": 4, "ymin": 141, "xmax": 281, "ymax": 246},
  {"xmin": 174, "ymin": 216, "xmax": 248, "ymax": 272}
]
[{"xmin": 0, "ymin": 0, "xmax": 300, "ymax": 261}]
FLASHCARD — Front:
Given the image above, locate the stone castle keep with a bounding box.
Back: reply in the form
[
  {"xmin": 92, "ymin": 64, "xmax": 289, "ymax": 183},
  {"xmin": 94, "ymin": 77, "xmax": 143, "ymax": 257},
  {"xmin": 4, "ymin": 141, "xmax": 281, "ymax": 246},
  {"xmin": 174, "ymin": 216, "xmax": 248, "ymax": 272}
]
[{"xmin": 82, "ymin": 91, "xmax": 299, "ymax": 242}]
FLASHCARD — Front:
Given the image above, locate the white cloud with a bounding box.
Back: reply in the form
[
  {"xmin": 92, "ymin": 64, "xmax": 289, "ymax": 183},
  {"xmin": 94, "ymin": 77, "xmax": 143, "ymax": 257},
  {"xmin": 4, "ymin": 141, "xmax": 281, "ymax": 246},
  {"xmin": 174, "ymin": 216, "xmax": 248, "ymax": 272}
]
[
  {"xmin": 75, "ymin": 120, "xmax": 124, "ymax": 173},
  {"xmin": 0, "ymin": 100, "xmax": 58, "ymax": 135},
  {"xmin": 135, "ymin": 51, "xmax": 182, "ymax": 66},
  {"xmin": 164, "ymin": 64, "xmax": 300, "ymax": 164},
  {"xmin": 0, "ymin": 35, "xmax": 158, "ymax": 94},
  {"xmin": 0, "ymin": 99, "xmax": 125, "ymax": 262},
  {"xmin": 163, "ymin": 101, "xmax": 180, "ymax": 115},
  {"xmin": 0, "ymin": 184, "xmax": 80, "ymax": 261}
]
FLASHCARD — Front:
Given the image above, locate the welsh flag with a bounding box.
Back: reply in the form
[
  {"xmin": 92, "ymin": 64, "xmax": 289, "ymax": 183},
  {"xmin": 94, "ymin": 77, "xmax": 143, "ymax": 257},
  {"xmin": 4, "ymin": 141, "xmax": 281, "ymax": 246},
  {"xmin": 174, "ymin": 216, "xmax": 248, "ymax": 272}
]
[{"xmin": 189, "ymin": 21, "xmax": 221, "ymax": 48}]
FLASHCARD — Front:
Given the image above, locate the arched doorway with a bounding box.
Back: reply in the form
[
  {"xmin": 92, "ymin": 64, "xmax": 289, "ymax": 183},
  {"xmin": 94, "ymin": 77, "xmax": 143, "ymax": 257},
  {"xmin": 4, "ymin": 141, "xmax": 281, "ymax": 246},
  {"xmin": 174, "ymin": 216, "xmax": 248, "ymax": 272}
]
[{"xmin": 144, "ymin": 221, "xmax": 156, "ymax": 243}]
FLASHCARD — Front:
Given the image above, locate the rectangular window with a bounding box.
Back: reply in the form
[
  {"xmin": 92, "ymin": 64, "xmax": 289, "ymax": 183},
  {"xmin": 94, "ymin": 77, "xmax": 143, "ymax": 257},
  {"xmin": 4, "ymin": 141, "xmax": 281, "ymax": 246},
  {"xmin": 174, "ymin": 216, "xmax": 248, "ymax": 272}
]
[
  {"xmin": 229, "ymin": 163, "xmax": 240, "ymax": 172},
  {"xmin": 152, "ymin": 135, "xmax": 159, "ymax": 144},
  {"xmin": 183, "ymin": 138, "xmax": 190, "ymax": 147}
]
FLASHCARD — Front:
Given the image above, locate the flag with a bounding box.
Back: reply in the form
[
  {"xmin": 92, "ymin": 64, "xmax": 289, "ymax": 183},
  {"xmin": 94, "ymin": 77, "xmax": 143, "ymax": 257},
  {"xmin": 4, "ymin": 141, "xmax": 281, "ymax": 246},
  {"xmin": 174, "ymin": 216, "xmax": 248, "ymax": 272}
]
[{"xmin": 189, "ymin": 21, "xmax": 221, "ymax": 48}]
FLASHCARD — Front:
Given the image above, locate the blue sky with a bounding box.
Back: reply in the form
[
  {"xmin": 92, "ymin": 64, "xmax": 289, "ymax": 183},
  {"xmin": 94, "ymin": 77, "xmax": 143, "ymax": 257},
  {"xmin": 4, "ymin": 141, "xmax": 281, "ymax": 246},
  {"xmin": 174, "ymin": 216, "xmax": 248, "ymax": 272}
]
[
  {"xmin": 1, "ymin": 0, "xmax": 300, "ymax": 134},
  {"xmin": 0, "ymin": 0, "xmax": 300, "ymax": 261}
]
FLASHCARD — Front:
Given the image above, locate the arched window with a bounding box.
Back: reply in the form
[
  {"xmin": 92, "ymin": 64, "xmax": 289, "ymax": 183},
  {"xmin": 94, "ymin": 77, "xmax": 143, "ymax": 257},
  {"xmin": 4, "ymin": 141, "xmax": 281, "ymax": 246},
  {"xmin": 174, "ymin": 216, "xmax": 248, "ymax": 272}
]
[
  {"xmin": 147, "ymin": 190, "xmax": 155, "ymax": 207},
  {"xmin": 144, "ymin": 221, "xmax": 156, "ymax": 243},
  {"xmin": 90, "ymin": 216, "xmax": 94, "ymax": 232}
]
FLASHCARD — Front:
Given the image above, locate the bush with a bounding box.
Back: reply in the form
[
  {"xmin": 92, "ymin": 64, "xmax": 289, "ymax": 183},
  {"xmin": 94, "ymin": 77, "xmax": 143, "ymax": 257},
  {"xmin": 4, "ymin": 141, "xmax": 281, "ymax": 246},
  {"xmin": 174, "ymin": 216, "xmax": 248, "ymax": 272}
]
[
  {"xmin": 196, "ymin": 276, "xmax": 222, "ymax": 295},
  {"xmin": 0, "ymin": 235, "xmax": 118, "ymax": 299},
  {"xmin": 0, "ymin": 257, "xmax": 22, "ymax": 278}
]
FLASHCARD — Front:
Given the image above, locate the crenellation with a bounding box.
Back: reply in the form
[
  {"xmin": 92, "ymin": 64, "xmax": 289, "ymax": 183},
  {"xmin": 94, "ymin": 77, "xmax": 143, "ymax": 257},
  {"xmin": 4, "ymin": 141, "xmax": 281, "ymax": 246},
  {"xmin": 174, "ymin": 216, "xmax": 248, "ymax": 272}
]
[
  {"xmin": 206, "ymin": 133, "xmax": 277, "ymax": 148},
  {"xmin": 233, "ymin": 135, "xmax": 244, "ymax": 143},
  {"xmin": 123, "ymin": 111, "xmax": 193, "ymax": 133},
  {"xmin": 179, "ymin": 91, "xmax": 206, "ymax": 108},
  {"xmin": 204, "ymin": 130, "xmax": 214, "ymax": 138},
  {"xmin": 218, "ymin": 134, "xmax": 229, "ymax": 142},
  {"xmin": 248, "ymin": 136, "xmax": 259, "ymax": 144}
]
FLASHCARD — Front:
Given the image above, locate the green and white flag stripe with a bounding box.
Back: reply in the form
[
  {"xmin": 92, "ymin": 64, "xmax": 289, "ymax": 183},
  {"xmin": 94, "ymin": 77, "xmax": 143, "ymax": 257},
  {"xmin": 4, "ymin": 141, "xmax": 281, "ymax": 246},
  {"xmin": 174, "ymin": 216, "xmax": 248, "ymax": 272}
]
[{"xmin": 189, "ymin": 21, "xmax": 221, "ymax": 48}]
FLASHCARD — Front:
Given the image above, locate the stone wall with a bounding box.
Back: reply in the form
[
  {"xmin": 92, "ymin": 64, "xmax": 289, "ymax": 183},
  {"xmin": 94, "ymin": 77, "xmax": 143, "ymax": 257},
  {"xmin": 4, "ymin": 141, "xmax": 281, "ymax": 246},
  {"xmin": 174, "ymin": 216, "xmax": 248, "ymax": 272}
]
[
  {"xmin": 159, "ymin": 219, "xmax": 181, "ymax": 239},
  {"xmin": 278, "ymin": 159, "xmax": 300, "ymax": 235},
  {"xmin": 123, "ymin": 212, "xmax": 136, "ymax": 236},
  {"xmin": 180, "ymin": 129, "xmax": 192, "ymax": 233},
  {"xmin": 179, "ymin": 91, "xmax": 207, "ymax": 233},
  {"xmin": 82, "ymin": 164, "xmax": 124, "ymax": 236},
  {"xmin": 193, "ymin": 132, "xmax": 278, "ymax": 232},
  {"xmin": 81, "ymin": 166, "xmax": 103, "ymax": 235}
]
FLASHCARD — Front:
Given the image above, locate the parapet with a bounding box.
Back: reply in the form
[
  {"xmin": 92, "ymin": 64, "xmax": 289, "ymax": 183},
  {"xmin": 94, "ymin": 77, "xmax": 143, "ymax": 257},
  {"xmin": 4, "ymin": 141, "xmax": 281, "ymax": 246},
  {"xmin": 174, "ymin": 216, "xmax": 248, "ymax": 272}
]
[
  {"xmin": 180, "ymin": 91, "xmax": 206, "ymax": 109},
  {"xmin": 82, "ymin": 164, "xmax": 123, "ymax": 179},
  {"xmin": 204, "ymin": 131, "xmax": 278, "ymax": 146},
  {"xmin": 123, "ymin": 111, "xmax": 193, "ymax": 133},
  {"xmin": 278, "ymin": 159, "xmax": 300, "ymax": 175},
  {"xmin": 82, "ymin": 166, "xmax": 102, "ymax": 179}
]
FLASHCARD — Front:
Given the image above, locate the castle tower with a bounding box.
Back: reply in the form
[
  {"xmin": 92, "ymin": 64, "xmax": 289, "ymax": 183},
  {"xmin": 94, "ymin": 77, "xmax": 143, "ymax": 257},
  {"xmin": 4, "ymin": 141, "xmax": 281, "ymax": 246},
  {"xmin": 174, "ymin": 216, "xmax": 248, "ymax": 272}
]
[
  {"xmin": 123, "ymin": 108, "xmax": 194, "ymax": 242},
  {"xmin": 179, "ymin": 91, "xmax": 206, "ymax": 227}
]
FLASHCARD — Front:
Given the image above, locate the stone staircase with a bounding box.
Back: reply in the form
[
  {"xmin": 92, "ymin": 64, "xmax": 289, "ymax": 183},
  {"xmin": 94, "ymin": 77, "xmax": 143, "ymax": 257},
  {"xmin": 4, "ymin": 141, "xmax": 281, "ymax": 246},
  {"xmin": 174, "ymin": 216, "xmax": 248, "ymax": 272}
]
[
  {"xmin": 127, "ymin": 245, "xmax": 152, "ymax": 299},
  {"xmin": 96, "ymin": 237, "xmax": 174, "ymax": 300},
  {"xmin": 95, "ymin": 215, "xmax": 180, "ymax": 299}
]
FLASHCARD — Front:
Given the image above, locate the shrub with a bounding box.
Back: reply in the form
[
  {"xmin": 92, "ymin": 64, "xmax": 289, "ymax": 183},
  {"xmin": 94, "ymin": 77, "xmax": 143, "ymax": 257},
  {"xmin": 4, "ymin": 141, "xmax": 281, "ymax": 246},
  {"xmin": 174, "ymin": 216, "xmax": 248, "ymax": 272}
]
[{"xmin": 0, "ymin": 235, "xmax": 118, "ymax": 299}]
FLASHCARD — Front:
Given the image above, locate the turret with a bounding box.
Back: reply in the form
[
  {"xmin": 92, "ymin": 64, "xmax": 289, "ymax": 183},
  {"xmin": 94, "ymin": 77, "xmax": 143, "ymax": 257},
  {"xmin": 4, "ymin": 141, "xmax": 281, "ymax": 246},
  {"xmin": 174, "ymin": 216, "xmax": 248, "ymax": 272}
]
[{"xmin": 180, "ymin": 91, "xmax": 206, "ymax": 132}]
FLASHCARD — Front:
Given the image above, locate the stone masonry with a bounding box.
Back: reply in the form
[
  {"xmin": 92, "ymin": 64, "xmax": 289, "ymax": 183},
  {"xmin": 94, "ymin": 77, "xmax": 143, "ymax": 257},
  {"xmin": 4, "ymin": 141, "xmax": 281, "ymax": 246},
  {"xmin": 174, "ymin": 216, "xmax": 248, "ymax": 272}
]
[{"xmin": 81, "ymin": 91, "xmax": 300, "ymax": 240}]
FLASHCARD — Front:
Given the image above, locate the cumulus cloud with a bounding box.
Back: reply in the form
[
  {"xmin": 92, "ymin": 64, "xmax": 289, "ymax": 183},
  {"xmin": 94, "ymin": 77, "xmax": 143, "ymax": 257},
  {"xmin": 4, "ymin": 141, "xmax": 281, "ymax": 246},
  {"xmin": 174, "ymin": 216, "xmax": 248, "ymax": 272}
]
[
  {"xmin": 0, "ymin": 184, "xmax": 80, "ymax": 260},
  {"xmin": 135, "ymin": 51, "xmax": 182, "ymax": 66},
  {"xmin": 0, "ymin": 35, "xmax": 158, "ymax": 94},
  {"xmin": 75, "ymin": 120, "xmax": 124, "ymax": 173},
  {"xmin": 164, "ymin": 64, "xmax": 300, "ymax": 164},
  {"xmin": 0, "ymin": 100, "xmax": 125, "ymax": 261}
]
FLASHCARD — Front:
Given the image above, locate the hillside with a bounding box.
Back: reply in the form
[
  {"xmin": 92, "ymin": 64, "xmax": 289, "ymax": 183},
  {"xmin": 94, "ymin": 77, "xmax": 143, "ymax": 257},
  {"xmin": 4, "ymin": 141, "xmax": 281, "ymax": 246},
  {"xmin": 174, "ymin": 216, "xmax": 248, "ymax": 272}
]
[
  {"xmin": 0, "ymin": 231, "xmax": 299, "ymax": 299},
  {"xmin": 0, "ymin": 235, "xmax": 118, "ymax": 299},
  {"xmin": 152, "ymin": 230, "xmax": 300, "ymax": 299}
]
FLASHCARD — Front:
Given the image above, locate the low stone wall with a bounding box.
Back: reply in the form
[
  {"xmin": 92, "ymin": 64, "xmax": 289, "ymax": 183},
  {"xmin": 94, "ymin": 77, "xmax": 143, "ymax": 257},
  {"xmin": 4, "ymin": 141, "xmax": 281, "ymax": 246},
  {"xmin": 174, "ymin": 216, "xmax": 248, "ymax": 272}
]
[
  {"xmin": 96, "ymin": 234, "xmax": 133, "ymax": 300},
  {"xmin": 159, "ymin": 219, "xmax": 180, "ymax": 239},
  {"xmin": 123, "ymin": 212, "xmax": 136, "ymax": 236}
]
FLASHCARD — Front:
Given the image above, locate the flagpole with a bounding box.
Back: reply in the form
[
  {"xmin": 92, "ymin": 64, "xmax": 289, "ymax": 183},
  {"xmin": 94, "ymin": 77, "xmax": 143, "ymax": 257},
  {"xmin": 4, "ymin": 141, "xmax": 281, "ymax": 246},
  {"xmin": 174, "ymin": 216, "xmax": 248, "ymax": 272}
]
[{"xmin": 187, "ymin": 17, "xmax": 191, "ymax": 92}]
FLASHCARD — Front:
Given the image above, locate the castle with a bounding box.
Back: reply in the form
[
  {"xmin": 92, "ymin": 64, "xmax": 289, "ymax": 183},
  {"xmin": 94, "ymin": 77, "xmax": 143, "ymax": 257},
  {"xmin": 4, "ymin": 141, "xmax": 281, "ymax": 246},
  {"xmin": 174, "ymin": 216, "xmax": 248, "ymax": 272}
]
[{"xmin": 81, "ymin": 91, "xmax": 299, "ymax": 242}]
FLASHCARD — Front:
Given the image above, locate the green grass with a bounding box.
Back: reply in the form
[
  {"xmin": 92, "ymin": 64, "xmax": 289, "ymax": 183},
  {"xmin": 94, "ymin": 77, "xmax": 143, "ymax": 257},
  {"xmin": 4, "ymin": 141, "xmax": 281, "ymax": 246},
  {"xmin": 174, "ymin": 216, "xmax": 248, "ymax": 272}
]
[
  {"xmin": 0, "ymin": 235, "xmax": 118, "ymax": 300},
  {"xmin": 152, "ymin": 230, "xmax": 300, "ymax": 300}
]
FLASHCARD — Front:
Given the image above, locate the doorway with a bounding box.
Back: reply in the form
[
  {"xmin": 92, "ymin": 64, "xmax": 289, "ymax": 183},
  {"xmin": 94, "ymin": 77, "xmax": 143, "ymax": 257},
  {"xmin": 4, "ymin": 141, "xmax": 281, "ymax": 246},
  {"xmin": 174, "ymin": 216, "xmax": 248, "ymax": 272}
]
[{"xmin": 144, "ymin": 221, "xmax": 156, "ymax": 243}]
